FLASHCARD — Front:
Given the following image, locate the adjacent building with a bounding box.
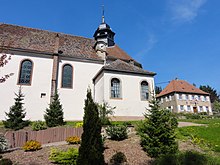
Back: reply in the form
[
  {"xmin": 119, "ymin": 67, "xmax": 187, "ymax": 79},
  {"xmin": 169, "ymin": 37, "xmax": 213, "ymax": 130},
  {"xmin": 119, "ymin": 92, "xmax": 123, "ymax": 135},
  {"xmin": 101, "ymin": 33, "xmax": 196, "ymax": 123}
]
[
  {"xmin": 0, "ymin": 16, "xmax": 156, "ymax": 121},
  {"xmin": 157, "ymin": 79, "xmax": 212, "ymax": 114}
]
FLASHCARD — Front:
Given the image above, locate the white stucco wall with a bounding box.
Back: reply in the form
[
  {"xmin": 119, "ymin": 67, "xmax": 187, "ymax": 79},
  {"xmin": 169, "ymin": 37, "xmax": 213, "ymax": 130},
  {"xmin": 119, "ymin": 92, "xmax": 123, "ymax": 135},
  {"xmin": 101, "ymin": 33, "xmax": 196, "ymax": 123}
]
[
  {"xmin": 57, "ymin": 58, "xmax": 103, "ymax": 120},
  {"xmin": 95, "ymin": 71, "xmax": 155, "ymax": 117},
  {"xmin": 0, "ymin": 52, "xmax": 53, "ymax": 120}
]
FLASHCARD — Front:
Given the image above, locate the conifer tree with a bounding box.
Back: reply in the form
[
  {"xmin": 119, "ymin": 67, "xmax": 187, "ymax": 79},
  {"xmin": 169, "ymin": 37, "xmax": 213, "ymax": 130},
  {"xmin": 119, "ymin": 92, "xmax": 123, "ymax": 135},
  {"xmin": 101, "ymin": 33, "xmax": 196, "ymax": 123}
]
[
  {"xmin": 44, "ymin": 90, "xmax": 64, "ymax": 127},
  {"xmin": 77, "ymin": 89, "xmax": 105, "ymax": 165},
  {"xmin": 3, "ymin": 87, "xmax": 30, "ymax": 130},
  {"xmin": 138, "ymin": 99, "xmax": 178, "ymax": 158}
]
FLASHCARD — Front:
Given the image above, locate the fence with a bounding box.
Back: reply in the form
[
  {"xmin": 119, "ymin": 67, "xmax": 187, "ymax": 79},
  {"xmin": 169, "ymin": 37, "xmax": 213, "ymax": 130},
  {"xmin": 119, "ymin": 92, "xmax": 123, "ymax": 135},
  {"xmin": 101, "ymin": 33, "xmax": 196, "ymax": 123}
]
[{"xmin": 4, "ymin": 127, "xmax": 83, "ymax": 148}]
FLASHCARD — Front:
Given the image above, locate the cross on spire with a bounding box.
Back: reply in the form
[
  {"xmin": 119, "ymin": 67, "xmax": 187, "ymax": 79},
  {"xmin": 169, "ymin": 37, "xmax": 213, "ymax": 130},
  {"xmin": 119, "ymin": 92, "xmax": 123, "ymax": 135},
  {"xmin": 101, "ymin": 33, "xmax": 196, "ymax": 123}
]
[{"xmin": 102, "ymin": 5, "xmax": 105, "ymax": 23}]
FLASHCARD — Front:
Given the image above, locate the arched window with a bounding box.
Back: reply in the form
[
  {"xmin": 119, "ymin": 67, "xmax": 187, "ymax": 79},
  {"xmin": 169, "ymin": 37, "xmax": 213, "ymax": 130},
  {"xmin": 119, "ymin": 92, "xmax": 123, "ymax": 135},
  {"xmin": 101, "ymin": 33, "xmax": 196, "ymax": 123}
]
[
  {"xmin": 18, "ymin": 59, "xmax": 33, "ymax": 85},
  {"xmin": 111, "ymin": 78, "xmax": 121, "ymax": 98},
  {"xmin": 141, "ymin": 81, "xmax": 149, "ymax": 100},
  {"xmin": 62, "ymin": 64, "xmax": 73, "ymax": 88}
]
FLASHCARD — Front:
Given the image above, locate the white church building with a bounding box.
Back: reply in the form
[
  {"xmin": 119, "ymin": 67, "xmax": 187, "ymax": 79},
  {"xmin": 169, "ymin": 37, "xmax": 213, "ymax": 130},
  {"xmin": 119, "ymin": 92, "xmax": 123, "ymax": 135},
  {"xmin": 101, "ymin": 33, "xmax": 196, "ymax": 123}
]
[{"xmin": 0, "ymin": 16, "xmax": 156, "ymax": 121}]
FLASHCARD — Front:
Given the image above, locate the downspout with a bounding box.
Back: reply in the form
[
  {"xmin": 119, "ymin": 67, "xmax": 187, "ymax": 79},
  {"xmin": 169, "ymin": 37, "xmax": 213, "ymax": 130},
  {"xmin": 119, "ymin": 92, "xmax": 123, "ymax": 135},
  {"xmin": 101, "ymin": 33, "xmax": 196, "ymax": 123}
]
[{"xmin": 50, "ymin": 34, "xmax": 60, "ymax": 102}]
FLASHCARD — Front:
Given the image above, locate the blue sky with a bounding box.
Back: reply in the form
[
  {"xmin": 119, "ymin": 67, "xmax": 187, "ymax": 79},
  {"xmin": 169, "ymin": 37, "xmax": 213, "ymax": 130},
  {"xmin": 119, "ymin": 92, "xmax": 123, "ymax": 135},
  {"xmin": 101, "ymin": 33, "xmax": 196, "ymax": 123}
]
[{"xmin": 1, "ymin": 0, "xmax": 219, "ymax": 92}]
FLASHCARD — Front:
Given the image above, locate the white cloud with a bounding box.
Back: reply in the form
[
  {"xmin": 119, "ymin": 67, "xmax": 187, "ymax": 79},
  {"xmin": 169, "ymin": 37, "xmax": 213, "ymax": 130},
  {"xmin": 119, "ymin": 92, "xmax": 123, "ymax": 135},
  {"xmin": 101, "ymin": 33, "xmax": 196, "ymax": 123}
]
[
  {"xmin": 135, "ymin": 33, "xmax": 157, "ymax": 58},
  {"xmin": 169, "ymin": 0, "xmax": 207, "ymax": 23}
]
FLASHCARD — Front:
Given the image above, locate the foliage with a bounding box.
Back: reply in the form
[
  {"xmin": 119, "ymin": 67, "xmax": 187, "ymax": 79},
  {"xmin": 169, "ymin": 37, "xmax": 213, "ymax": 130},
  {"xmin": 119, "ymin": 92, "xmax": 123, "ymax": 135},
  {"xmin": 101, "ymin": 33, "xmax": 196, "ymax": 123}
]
[
  {"xmin": 106, "ymin": 125, "xmax": 128, "ymax": 141},
  {"xmin": 3, "ymin": 87, "xmax": 30, "ymax": 130},
  {"xmin": 31, "ymin": 120, "xmax": 47, "ymax": 131},
  {"xmin": 152, "ymin": 150, "xmax": 220, "ymax": 165},
  {"xmin": 44, "ymin": 90, "xmax": 64, "ymax": 127},
  {"xmin": 77, "ymin": 88, "xmax": 105, "ymax": 165},
  {"xmin": 49, "ymin": 147, "xmax": 78, "ymax": 165},
  {"xmin": 98, "ymin": 102, "xmax": 115, "ymax": 126},
  {"xmin": 199, "ymin": 85, "xmax": 220, "ymax": 103},
  {"xmin": 155, "ymin": 86, "xmax": 162, "ymax": 95},
  {"xmin": 138, "ymin": 99, "xmax": 178, "ymax": 158},
  {"xmin": 0, "ymin": 134, "xmax": 8, "ymax": 153},
  {"xmin": 109, "ymin": 151, "xmax": 127, "ymax": 165},
  {"xmin": 0, "ymin": 157, "xmax": 13, "ymax": 165},
  {"xmin": 66, "ymin": 136, "xmax": 81, "ymax": 145},
  {"xmin": 75, "ymin": 122, "xmax": 83, "ymax": 128},
  {"xmin": 22, "ymin": 140, "xmax": 42, "ymax": 151},
  {"xmin": 0, "ymin": 52, "xmax": 14, "ymax": 83},
  {"xmin": 176, "ymin": 119, "xmax": 220, "ymax": 152},
  {"xmin": 213, "ymin": 101, "xmax": 220, "ymax": 114}
]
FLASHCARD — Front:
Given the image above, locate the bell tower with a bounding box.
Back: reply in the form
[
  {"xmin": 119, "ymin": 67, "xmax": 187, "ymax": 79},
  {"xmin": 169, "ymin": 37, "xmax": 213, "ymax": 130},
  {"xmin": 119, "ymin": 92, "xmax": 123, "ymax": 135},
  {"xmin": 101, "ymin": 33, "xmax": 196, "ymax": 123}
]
[{"xmin": 93, "ymin": 6, "xmax": 115, "ymax": 47}]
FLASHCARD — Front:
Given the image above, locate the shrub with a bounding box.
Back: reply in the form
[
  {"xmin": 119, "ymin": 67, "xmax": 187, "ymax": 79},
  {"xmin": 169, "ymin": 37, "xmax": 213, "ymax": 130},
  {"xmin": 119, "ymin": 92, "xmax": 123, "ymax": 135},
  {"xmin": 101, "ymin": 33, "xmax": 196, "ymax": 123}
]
[
  {"xmin": 0, "ymin": 158, "xmax": 13, "ymax": 165},
  {"xmin": 22, "ymin": 140, "xmax": 42, "ymax": 151},
  {"xmin": 66, "ymin": 136, "xmax": 80, "ymax": 145},
  {"xmin": 138, "ymin": 99, "xmax": 178, "ymax": 158},
  {"xmin": 152, "ymin": 151, "xmax": 220, "ymax": 165},
  {"xmin": 110, "ymin": 151, "xmax": 127, "ymax": 165},
  {"xmin": 49, "ymin": 147, "xmax": 78, "ymax": 165},
  {"xmin": 77, "ymin": 89, "xmax": 105, "ymax": 165},
  {"xmin": 0, "ymin": 134, "xmax": 8, "ymax": 153},
  {"xmin": 106, "ymin": 125, "xmax": 128, "ymax": 141},
  {"xmin": 31, "ymin": 120, "xmax": 47, "ymax": 131},
  {"xmin": 98, "ymin": 102, "xmax": 115, "ymax": 126},
  {"xmin": 75, "ymin": 122, "xmax": 83, "ymax": 128}
]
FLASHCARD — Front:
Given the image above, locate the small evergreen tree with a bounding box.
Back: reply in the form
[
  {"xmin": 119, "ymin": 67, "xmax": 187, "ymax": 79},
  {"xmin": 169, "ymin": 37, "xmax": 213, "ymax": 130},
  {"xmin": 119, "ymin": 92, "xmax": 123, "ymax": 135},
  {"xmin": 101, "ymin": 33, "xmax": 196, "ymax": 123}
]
[
  {"xmin": 138, "ymin": 99, "xmax": 178, "ymax": 158},
  {"xmin": 44, "ymin": 90, "xmax": 64, "ymax": 127},
  {"xmin": 3, "ymin": 87, "xmax": 30, "ymax": 130},
  {"xmin": 77, "ymin": 89, "xmax": 105, "ymax": 165}
]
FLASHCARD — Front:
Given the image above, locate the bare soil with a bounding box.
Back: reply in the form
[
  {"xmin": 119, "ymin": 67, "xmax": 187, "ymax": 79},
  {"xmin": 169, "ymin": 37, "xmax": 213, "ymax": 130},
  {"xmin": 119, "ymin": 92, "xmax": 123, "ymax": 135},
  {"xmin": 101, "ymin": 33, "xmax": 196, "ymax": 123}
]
[{"xmin": 2, "ymin": 134, "xmax": 201, "ymax": 165}]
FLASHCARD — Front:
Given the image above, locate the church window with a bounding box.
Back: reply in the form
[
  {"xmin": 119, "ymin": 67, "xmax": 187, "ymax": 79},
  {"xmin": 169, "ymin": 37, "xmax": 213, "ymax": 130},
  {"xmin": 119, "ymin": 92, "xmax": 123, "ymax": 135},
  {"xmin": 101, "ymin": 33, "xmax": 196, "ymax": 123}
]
[
  {"xmin": 111, "ymin": 78, "xmax": 121, "ymax": 98},
  {"xmin": 18, "ymin": 59, "xmax": 33, "ymax": 85},
  {"xmin": 141, "ymin": 81, "xmax": 149, "ymax": 100},
  {"xmin": 62, "ymin": 64, "xmax": 73, "ymax": 88}
]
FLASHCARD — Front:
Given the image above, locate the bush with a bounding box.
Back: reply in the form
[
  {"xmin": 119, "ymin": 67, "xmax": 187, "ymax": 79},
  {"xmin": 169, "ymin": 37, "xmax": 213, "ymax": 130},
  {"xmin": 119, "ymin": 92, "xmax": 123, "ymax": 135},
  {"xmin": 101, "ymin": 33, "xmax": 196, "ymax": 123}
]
[
  {"xmin": 31, "ymin": 120, "xmax": 47, "ymax": 131},
  {"xmin": 49, "ymin": 147, "xmax": 78, "ymax": 165},
  {"xmin": 22, "ymin": 140, "xmax": 42, "ymax": 151},
  {"xmin": 98, "ymin": 102, "xmax": 115, "ymax": 126},
  {"xmin": 106, "ymin": 125, "xmax": 128, "ymax": 141},
  {"xmin": 0, "ymin": 134, "xmax": 8, "ymax": 153},
  {"xmin": 153, "ymin": 151, "xmax": 220, "ymax": 165},
  {"xmin": 66, "ymin": 136, "xmax": 80, "ymax": 145},
  {"xmin": 75, "ymin": 122, "xmax": 83, "ymax": 128},
  {"xmin": 110, "ymin": 151, "xmax": 127, "ymax": 165},
  {"xmin": 0, "ymin": 158, "xmax": 13, "ymax": 165}
]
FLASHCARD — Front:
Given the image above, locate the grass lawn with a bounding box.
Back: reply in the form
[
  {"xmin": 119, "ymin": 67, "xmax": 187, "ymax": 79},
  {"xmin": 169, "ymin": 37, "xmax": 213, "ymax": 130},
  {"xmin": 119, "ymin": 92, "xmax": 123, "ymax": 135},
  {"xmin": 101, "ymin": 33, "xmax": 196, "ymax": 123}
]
[{"xmin": 177, "ymin": 118, "xmax": 220, "ymax": 153}]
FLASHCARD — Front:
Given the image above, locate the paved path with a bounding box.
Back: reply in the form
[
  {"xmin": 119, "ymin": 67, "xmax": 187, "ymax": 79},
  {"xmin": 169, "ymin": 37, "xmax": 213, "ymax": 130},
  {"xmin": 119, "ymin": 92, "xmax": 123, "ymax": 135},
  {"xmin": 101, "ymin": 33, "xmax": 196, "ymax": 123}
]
[{"xmin": 178, "ymin": 122, "xmax": 205, "ymax": 127}]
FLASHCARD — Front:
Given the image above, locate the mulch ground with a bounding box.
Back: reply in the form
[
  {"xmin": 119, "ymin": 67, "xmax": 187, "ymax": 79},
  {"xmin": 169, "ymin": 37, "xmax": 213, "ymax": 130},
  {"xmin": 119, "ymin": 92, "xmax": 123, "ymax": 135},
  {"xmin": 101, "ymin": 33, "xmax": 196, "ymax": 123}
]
[{"xmin": 1, "ymin": 133, "xmax": 200, "ymax": 165}]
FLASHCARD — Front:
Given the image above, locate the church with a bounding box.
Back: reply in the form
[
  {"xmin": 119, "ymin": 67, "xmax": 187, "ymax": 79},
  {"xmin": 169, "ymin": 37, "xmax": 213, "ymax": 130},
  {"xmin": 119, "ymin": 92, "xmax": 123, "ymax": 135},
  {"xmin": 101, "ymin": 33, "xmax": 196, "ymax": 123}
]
[{"xmin": 0, "ymin": 15, "xmax": 156, "ymax": 121}]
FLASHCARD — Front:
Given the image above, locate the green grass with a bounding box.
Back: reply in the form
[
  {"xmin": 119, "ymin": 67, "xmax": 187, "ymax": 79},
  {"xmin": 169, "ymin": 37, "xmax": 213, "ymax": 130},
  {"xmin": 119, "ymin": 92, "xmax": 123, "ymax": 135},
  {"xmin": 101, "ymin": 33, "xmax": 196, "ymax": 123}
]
[{"xmin": 177, "ymin": 119, "xmax": 220, "ymax": 153}]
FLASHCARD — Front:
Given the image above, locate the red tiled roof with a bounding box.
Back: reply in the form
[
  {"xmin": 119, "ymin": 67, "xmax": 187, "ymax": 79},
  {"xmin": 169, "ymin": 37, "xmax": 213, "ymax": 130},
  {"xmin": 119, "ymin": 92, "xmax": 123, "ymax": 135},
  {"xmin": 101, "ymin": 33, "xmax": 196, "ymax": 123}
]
[
  {"xmin": 103, "ymin": 59, "xmax": 155, "ymax": 75},
  {"xmin": 157, "ymin": 79, "xmax": 209, "ymax": 97},
  {"xmin": 106, "ymin": 45, "xmax": 132, "ymax": 61},
  {"xmin": 0, "ymin": 23, "xmax": 134, "ymax": 61}
]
